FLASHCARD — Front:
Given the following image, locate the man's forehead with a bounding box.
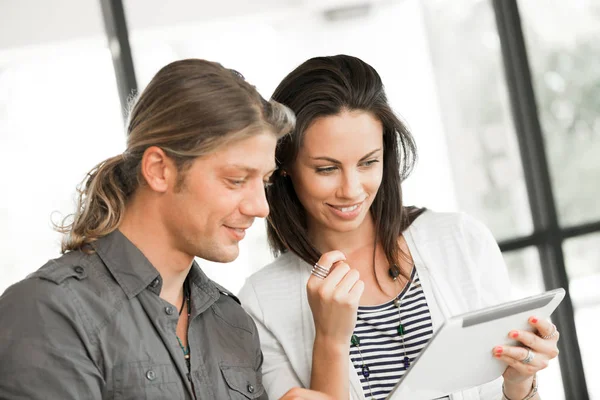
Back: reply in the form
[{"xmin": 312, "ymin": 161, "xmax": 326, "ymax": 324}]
[
  {"xmin": 200, "ymin": 131, "xmax": 278, "ymax": 172},
  {"xmin": 219, "ymin": 163, "xmax": 277, "ymax": 175}
]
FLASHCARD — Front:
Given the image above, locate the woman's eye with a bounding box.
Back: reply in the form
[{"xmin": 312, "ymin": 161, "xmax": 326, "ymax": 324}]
[
  {"xmin": 315, "ymin": 166, "xmax": 337, "ymax": 174},
  {"xmin": 361, "ymin": 159, "xmax": 380, "ymax": 167}
]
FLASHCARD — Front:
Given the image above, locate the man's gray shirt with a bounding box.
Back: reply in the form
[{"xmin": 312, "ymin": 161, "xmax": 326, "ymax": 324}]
[{"xmin": 0, "ymin": 230, "xmax": 268, "ymax": 399}]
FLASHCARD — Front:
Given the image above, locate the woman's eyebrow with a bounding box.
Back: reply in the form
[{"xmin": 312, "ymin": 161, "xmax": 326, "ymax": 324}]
[{"xmin": 310, "ymin": 148, "xmax": 382, "ymax": 163}]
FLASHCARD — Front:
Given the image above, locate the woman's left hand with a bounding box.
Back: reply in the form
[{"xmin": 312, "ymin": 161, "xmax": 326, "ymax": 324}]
[{"xmin": 493, "ymin": 316, "xmax": 560, "ymax": 385}]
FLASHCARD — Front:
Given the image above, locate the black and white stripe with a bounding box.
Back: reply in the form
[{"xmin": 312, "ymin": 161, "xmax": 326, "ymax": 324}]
[{"xmin": 350, "ymin": 268, "xmax": 448, "ymax": 399}]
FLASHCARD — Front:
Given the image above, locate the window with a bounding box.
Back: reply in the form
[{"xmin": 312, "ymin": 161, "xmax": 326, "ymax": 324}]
[
  {"xmin": 421, "ymin": 0, "xmax": 533, "ymax": 242},
  {"xmin": 0, "ymin": 41, "xmax": 123, "ymax": 293},
  {"xmin": 519, "ymin": 0, "xmax": 600, "ymax": 227},
  {"xmin": 563, "ymin": 233, "xmax": 600, "ymax": 397},
  {"xmin": 503, "ymin": 248, "xmax": 564, "ymax": 398}
]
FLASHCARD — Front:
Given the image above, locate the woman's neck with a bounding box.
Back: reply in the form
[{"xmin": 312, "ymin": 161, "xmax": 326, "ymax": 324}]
[
  {"xmin": 308, "ymin": 214, "xmax": 385, "ymax": 280},
  {"xmin": 307, "ymin": 213, "xmax": 413, "ymax": 303},
  {"xmin": 308, "ymin": 213, "xmax": 377, "ymax": 257}
]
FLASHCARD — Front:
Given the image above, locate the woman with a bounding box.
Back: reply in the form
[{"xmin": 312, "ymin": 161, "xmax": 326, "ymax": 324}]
[{"xmin": 238, "ymin": 55, "xmax": 559, "ymax": 400}]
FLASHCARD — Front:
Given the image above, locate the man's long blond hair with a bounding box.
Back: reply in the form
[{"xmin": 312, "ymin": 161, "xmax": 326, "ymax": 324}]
[{"xmin": 56, "ymin": 59, "xmax": 295, "ymax": 253}]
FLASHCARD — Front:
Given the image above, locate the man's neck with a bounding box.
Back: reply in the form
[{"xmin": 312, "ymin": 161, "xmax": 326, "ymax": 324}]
[{"xmin": 118, "ymin": 199, "xmax": 193, "ymax": 306}]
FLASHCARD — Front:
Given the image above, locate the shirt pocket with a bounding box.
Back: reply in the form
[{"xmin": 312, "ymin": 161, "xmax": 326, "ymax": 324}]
[
  {"xmin": 112, "ymin": 360, "xmax": 183, "ymax": 400},
  {"xmin": 220, "ymin": 364, "xmax": 265, "ymax": 399}
]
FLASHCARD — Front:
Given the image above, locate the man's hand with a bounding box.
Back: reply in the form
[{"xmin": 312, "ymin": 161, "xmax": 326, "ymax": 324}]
[{"xmin": 279, "ymin": 387, "xmax": 335, "ymax": 400}]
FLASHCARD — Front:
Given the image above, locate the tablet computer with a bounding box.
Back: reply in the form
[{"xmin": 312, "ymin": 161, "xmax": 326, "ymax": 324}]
[{"xmin": 386, "ymin": 288, "xmax": 565, "ymax": 400}]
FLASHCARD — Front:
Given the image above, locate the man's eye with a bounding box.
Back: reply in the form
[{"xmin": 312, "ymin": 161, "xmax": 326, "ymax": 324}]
[{"xmin": 228, "ymin": 179, "xmax": 245, "ymax": 186}]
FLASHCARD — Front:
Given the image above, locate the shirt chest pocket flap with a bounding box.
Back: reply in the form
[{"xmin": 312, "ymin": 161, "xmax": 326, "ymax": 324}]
[
  {"xmin": 220, "ymin": 365, "xmax": 265, "ymax": 399},
  {"xmin": 113, "ymin": 361, "xmax": 181, "ymax": 399}
]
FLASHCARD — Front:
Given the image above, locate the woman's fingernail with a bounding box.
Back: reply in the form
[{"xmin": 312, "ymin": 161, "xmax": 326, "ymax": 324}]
[
  {"xmin": 494, "ymin": 346, "xmax": 503, "ymax": 354},
  {"xmin": 531, "ymin": 317, "xmax": 538, "ymax": 324},
  {"xmin": 511, "ymin": 331, "xmax": 519, "ymax": 338}
]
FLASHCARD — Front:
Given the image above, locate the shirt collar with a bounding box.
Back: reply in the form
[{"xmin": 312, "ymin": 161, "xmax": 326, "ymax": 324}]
[
  {"xmin": 93, "ymin": 230, "xmax": 221, "ymax": 308},
  {"xmin": 92, "ymin": 230, "xmax": 161, "ymax": 299},
  {"xmin": 188, "ymin": 260, "xmax": 220, "ymax": 302},
  {"xmin": 92, "ymin": 230, "xmax": 219, "ymax": 303}
]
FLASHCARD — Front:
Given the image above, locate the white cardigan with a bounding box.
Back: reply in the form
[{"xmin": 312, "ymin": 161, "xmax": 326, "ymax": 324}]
[{"xmin": 238, "ymin": 211, "xmax": 511, "ymax": 400}]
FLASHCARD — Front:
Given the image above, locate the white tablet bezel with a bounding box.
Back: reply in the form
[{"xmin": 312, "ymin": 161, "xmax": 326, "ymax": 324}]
[{"xmin": 386, "ymin": 288, "xmax": 565, "ymax": 400}]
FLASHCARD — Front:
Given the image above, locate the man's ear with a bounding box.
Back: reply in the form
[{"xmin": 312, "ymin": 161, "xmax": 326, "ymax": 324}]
[{"xmin": 140, "ymin": 146, "xmax": 176, "ymax": 193}]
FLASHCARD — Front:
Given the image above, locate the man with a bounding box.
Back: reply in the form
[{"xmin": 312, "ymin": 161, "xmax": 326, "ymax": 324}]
[{"xmin": 0, "ymin": 59, "xmax": 329, "ymax": 400}]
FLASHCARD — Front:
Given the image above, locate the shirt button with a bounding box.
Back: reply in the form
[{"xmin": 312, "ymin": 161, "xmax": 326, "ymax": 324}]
[
  {"xmin": 150, "ymin": 278, "xmax": 160, "ymax": 288},
  {"xmin": 165, "ymin": 306, "xmax": 174, "ymax": 315},
  {"xmin": 74, "ymin": 266, "xmax": 84, "ymax": 274},
  {"xmin": 247, "ymin": 383, "xmax": 255, "ymax": 393},
  {"xmin": 146, "ymin": 370, "xmax": 156, "ymax": 381}
]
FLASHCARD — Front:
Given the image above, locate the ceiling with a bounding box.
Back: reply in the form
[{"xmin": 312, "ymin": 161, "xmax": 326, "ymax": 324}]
[{"xmin": 0, "ymin": 0, "xmax": 389, "ymax": 51}]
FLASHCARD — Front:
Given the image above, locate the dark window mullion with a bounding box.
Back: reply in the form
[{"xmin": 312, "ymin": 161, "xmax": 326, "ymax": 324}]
[
  {"xmin": 499, "ymin": 233, "xmax": 544, "ymax": 252},
  {"xmin": 499, "ymin": 219, "xmax": 600, "ymax": 252},
  {"xmin": 99, "ymin": 0, "xmax": 137, "ymax": 121},
  {"xmin": 561, "ymin": 220, "xmax": 600, "ymax": 240},
  {"xmin": 492, "ymin": 0, "xmax": 589, "ymax": 398}
]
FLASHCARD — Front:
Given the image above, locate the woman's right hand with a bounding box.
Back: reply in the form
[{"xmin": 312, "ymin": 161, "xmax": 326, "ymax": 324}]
[{"xmin": 306, "ymin": 251, "xmax": 365, "ymax": 344}]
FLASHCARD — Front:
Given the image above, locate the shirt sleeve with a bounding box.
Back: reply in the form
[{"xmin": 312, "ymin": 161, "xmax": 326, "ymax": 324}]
[
  {"xmin": 239, "ymin": 279, "xmax": 305, "ymax": 400},
  {"xmin": 0, "ymin": 277, "xmax": 104, "ymax": 400}
]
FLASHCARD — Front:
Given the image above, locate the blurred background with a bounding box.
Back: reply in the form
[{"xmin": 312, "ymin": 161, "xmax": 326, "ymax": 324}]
[{"xmin": 0, "ymin": 0, "xmax": 598, "ymax": 398}]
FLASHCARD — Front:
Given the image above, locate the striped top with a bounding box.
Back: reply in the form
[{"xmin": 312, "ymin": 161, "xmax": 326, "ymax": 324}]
[{"xmin": 350, "ymin": 268, "xmax": 449, "ymax": 400}]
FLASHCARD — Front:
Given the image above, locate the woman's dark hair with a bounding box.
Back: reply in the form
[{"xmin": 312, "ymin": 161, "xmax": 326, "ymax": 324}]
[{"xmin": 266, "ymin": 54, "xmax": 425, "ymax": 280}]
